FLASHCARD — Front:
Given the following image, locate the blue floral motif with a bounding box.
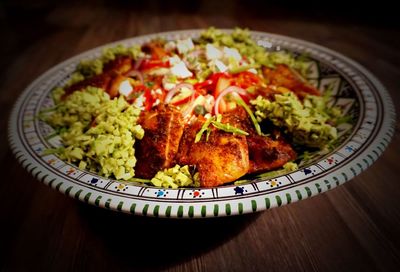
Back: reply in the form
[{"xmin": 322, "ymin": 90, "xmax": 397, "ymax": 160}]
[
  {"xmin": 345, "ymin": 145, "xmax": 355, "ymax": 152},
  {"xmin": 234, "ymin": 186, "xmax": 245, "ymax": 195},
  {"xmin": 302, "ymin": 168, "xmax": 316, "ymax": 175},
  {"xmin": 155, "ymin": 189, "xmax": 167, "ymax": 197},
  {"xmin": 90, "ymin": 178, "xmax": 99, "ymax": 184}
]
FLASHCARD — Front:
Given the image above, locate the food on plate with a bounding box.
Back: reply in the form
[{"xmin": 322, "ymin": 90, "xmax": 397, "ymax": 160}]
[
  {"xmin": 42, "ymin": 27, "xmax": 346, "ymax": 188},
  {"xmin": 176, "ymin": 108, "xmax": 250, "ymax": 187},
  {"xmin": 134, "ymin": 104, "xmax": 185, "ymax": 179},
  {"xmin": 44, "ymin": 87, "xmax": 144, "ymax": 180}
]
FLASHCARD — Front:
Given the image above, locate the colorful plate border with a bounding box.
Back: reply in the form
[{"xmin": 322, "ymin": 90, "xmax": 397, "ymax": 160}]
[{"xmin": 8, "ymin": 30, "xmax": 396, "ymax": 218}]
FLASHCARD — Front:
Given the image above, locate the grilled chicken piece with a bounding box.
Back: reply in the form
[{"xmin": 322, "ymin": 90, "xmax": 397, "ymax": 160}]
[
  {"xmin": 142, "ymin": 41, "xmax": 168, "ymax": 59},
  {"xmin": 103, "ymin": 56, "xmax": 133, "ymax": 74},
  {"xmin": 263, "ymin": 64, "xmax": 320, "ymax": 98},
  {"xmin": 247, "ymin": 133, "xmax": 297, "ymax": 174},
  {"xmin": 62, "ymin": 72, "xmax": 115, "ymax": 99},
  {"xmin": 135, "ymin": 105, "xmax": 185, "ymax": 179},
  {"xmin": 176, "ymin": 114, "xmax": 249, "ymax": 187},
  {"xmin": 227, "ymin": 107, "xmax": 297, "ymax": 174},
  {"xmin": 107, "ymin": 74, "xmax": 130, "ymax": 98},
  {"xmin": 63, "ymin": 56, "xmax": 134, "ymax": 99}
]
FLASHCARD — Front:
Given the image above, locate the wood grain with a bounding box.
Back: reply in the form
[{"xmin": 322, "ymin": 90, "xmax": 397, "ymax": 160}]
[{"xmin": 1, "ymin": 1, "xmax": 400, "ymax": 271}]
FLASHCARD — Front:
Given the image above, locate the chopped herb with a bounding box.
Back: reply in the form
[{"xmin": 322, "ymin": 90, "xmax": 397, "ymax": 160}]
[
  {"xmin": 211, "ymin": 120, "xmax": 249, "ymax": 136},
  {"xmin": 235, "ymin": 96, "xmax": 262, "ymax": 135},
  {"xmin": 230, "ymin": 63, "xmax": 260, "ymax": 74},
  {"xmin": 194, "ymin": 117, "xmax": 213, "ymax": 143},
  {"xmin": 144, "ymin": 81, "xmax": 154, "ymax": 87},
  {"xmin": 195, "ymin": 114, "xmax": 248, "ymax": 143}
]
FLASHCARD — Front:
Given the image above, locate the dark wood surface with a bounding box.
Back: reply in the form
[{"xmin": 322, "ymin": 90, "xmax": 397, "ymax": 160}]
[{"xmin": 1, "ymin": 1, "xmax": 400, "ymax": 271}]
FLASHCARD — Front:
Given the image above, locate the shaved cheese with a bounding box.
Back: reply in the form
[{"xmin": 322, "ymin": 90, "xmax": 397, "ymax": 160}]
[
  {"xmin": 118, "ymin": 80, "xmax": 133, "ymax": 96},
  {"xmin": 177, "ymin": 38, "xmax": 194, "ymax": 54},
  {"xmin": 223, "ymin": 47, "xmax": 242, "ymax": 61},
  {"xmin": 206, "ymin": 44, "xmax": 222, "ymax": 60},
  {"xmin": 171, "ymin": 61, "xmax": 193, "ymax": 78}
]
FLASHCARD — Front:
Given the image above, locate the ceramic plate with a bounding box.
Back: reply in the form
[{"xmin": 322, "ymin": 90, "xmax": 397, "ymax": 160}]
[{"xmin": 8, "ymin": 29, "xmax": 395, "ymax": 218}]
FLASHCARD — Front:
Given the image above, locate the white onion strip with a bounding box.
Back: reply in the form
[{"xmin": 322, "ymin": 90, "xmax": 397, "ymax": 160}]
[
  {"xmin": 214, "ymin": 86, "xmax": 247, "ymax": 116},
  {"xmin": 164, "ymin": 83, "xmax": 194, "ymax": 103},
  {"xmin": 134, "ymin": 57, "xmax": 144, "ymax": 70},
  {"xmin": 182, "ymin": 95, "xmax": 205, "ymax": 118},
  {"xmin": 182, "ymin": 99, "xmax": 197, "ymax": 118},
  {"xmin": 126, "ymin": 70, "xmax": 144, "ymax": 84}
]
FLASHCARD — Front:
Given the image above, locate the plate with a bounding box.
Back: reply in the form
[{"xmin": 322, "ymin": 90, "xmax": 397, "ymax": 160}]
[{"xmin": 8, "ymin": 29, "xmax": 396, "ymax": 218}]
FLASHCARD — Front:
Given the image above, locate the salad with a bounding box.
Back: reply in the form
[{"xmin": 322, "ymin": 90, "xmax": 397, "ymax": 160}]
[{"xmin": 43, "ymin": 27, "xmax": 345, "ymax": 188}]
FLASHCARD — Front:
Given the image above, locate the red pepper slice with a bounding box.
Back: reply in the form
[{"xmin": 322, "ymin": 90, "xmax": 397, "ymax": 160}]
[
  {"xmin": 194, "ymin": 79, "xmax": 213, "ymax": 90},
  {"xmin": 194, "ymin": 72, "xmax": 231, "ymax": 95},
  {"xmin": 170, "ymin": 96, "xmax": 191, "ymax": 106},
  {"xmin": 143, "ymin": 88, "xmax": 155, "ymax": 111},
  {"xmin": 204, "ymin": 72, "xmax": 230, "ymax": 86},
  {"xmin": 139, "ymin": 59, "xmax": 170, "ymax": 71},
  {"xmin": 126, "ymin": 84, "xmax": 154, "ymax": 111},
  {"xmin": 170, "ymin": 92, "xmax": 199, "ymax": 106},
  {"xmin": 232, "ymin": 71, "xmax": 262, "ymax": 89}
]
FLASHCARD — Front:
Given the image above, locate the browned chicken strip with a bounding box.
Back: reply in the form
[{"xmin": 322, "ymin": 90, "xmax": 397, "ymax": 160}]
[
  {"xmin": 176, "ymin": 115, "xmax": 249, "ymax": 187},
  {"xmin": 247, "ymin": 134, "xmax": 297, "ymax": 174},
  {"xmin": 263, "ymin": 64, "xmax": 320, "ymax": 99},
  {"xmin": 103, "ymin": 56, "xmax": 133, "ymax": 74},
  {"xmin": 142, "ymin": 41, "xmax": 169, "ymax": 60},
  {"xmin": 226, "ymin": 107, "xmax": 297, "ymax": 174},
  {"xmin": 135, "ymin": 105, "xmax": 185, "ymax": 179},
  {"xmin": 62, "ymin": 56, "xmax": 134, "ymax": 99},
  {"xmin": 62, "ymin": 72, "xmax": 115, "ymax": 99}
]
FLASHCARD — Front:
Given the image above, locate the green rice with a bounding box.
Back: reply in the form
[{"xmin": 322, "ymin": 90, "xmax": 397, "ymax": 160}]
[
  {"xmin": 44, "ymin": 86, "xmax": 144, "ymax": 180},
  {"xmin": 251, "ymin": 92, "xmax": 341, "ymax": 148},
  {"xmin": 150, "ymin": 165, "xmax": 200, "ymax": 188}
]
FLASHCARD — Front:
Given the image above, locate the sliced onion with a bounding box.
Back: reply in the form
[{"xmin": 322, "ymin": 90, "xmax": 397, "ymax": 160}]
[
  {"xmin": 182, "ymin": 99, "xmax": 197, "ymax": 118},
  {"xmin": 126, "ymin": 70, "xmax": 144, "ymax": 84},
  {"xmin": 134, "ymin": 57, "xmax": 144, "ymax": 70},
  {"xmin": 214, "ymin": 86, "xmax": 247, "ymax": 116},
  {"xmin": 187, "ymin": 48, "xmax": 204, "ymax": 58},
  {"xmin": 203, "ymin": 94, "xmax": 215, "ymax": 113},
  {"xmin": 182, "ymin": 95, "xmax": 205, "ymax": 118},
  {"xmin": 184, "ymin": 49, "xmax": 205, "ymax": 69},
  {"xmin": 164, "ymin": 83, "xmax": 194, "ymax": 103}
]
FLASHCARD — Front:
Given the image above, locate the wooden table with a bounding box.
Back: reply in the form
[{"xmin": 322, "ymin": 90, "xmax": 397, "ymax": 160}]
[{"xmin": 1, "ymin": 1, "xmax": 400, "ymax": 271}]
